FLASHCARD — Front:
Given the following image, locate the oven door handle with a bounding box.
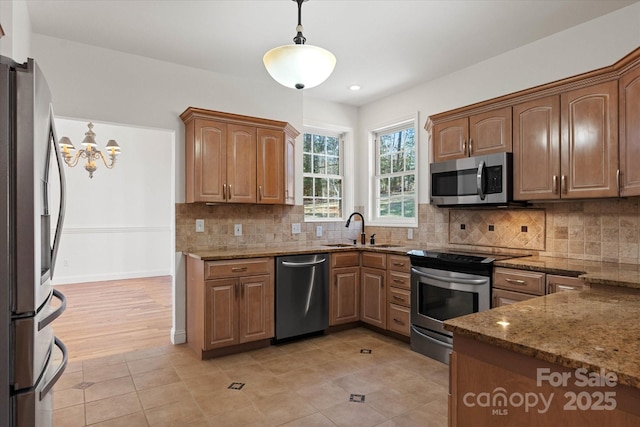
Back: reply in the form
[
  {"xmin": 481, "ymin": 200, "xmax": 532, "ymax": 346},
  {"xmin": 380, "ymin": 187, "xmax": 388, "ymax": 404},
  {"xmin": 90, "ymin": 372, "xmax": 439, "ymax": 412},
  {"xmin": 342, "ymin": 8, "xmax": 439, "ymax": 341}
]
[
  {"xmin": 411, "ymin": 268, "xmax": 488, "ymax": 285},
  {"xmin": 411, "ymin": 326, "xmax": 453, "ymax": 350},
  {"xmin": 476, "ymin": 160, "xmax": 486, "ymax": 200}
]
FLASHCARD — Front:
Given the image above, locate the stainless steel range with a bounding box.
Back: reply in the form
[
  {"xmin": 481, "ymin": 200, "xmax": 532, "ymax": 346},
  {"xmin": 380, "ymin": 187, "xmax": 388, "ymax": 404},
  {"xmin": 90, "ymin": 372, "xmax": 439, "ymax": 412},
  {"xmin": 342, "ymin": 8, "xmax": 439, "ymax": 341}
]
[{"xmin": 407, "ymin": 249, "xmax": 520, "ymax": 365}]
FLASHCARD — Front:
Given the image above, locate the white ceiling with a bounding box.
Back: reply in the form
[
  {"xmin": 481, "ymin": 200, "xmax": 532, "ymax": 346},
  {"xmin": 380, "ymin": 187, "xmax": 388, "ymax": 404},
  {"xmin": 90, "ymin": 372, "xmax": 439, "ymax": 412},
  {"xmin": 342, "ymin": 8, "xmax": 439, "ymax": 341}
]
[{"xmin": 25, "ymin": 0, "xmax": 638, "ymax": 107}]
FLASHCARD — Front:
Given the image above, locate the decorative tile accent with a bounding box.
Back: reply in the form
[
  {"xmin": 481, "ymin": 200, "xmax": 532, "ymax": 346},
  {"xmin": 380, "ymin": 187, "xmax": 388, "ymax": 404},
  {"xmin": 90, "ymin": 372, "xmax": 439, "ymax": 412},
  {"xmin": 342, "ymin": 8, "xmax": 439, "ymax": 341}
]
[
  {"xmin": 227, "ymin": 382, "xmax": 245, "ymax": 390},
  {"xmin": 349, "ymin": 394, "xmax": 365, "ymax": 403},
  {"xmin": 359, "ymin": 349, "xmax": 372, "ymax": 354},
  {"xmin": 73, "ymin": 381, "xmax": 94, "ymax": 390},
  {"xmin": 449, "ymin": 209, "xmax": 545, "ymax": 250}
]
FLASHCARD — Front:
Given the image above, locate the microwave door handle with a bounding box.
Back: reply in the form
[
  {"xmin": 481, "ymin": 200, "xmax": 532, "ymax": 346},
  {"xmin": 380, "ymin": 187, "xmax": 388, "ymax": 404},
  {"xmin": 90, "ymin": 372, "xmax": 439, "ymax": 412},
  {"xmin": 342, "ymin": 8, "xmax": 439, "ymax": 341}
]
[{"xmin": 476, "ymin": 160, "xmax": 486, "ymax": 200}]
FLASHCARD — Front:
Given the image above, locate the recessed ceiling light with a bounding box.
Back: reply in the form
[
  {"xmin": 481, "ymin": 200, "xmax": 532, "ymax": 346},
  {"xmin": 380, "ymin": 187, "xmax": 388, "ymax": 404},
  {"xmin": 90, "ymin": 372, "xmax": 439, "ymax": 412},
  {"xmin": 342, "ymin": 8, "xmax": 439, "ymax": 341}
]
[{"xmin": 348, "ymin": 84, "xmax": 361, "ymax": 91}]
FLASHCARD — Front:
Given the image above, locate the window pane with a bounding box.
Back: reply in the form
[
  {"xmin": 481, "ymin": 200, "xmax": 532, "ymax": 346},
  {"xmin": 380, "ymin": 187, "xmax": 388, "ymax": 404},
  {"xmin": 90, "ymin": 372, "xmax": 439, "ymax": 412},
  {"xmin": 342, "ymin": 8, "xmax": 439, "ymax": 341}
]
[
  {"xmin": 303, "ymin": 177, "xmax": 313, "ymax": 197},
  {"xmin": 404, "ymin": 175, "xmax": 415, "ymax": 193},
  {"xmin": 389, "ymin": 198, "xmax": 402, "ymax": 217},
  {"xmin": 405, "ymin": 148, "xmax": 415, "ymax": 171},
  {"xmin": 313, "ymin": 136, "xmax": 325, "ymax": 153},
  {"xmin": 379, "ymin": 177, "xmax": 389, "ymax": 198},
  {"xmin": 303, "ymin": 153, "xmax": 312, "ymax": 173},
  {"xmin": 328, "ymin": 199, "xmax": 342, "ymax": 218},
  {"xmin": 326, "ymin": 137, "xmax": 339, "ymax": 156},
  {"xmin": 392, "ymin": 153, "xmax": 404, "ymax": 173},
  {"xmin": 327, "ymin": 156, "xmax": 339, "ymax": 175},
  {"xmin": 303, "ymin": 198, "xmax": 314, "ymax": 216},
  {"xmin": 379, "ymin": 154, "xmax": 391, "ymax": 174},
  {"xmin": 303, "ymin": 134, "xmax": 312, "ymax": 153},
  {"xmin": 390, "ymin": 176, "xmax": 402, "ymax": 196},
  {"xmin": 328, "ymin": 178, "xmax": 341, "ymax": 198},
  {"xmin": 315, "ymin": 178, "xmax": 327, "ymax": 197},
  {"xmin": 313, "ymin": 155, "xmax": 324, "ymax": 173},
  {"xmin": 379, "ymin": 198, "xmax": 389, "ymax": 216},
  {"xmin": 404, "ymin": 197, "xmax": 415, "ymax": 218}
]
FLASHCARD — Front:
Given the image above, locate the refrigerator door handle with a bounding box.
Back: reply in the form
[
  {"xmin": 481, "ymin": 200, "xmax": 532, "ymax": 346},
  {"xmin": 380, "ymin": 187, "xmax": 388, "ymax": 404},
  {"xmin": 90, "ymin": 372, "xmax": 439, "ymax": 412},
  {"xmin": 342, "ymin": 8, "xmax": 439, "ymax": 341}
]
[
  {"xmin": 40, "ymin": 337, "xmax": 68, "ymax": 399},
  {"xmin": 49, "ymin": 107, "xmax": 66, "ymax": 277},
  {"xmin": 38, "ymin": 288, "xmax": 66, "ymax": 331}
]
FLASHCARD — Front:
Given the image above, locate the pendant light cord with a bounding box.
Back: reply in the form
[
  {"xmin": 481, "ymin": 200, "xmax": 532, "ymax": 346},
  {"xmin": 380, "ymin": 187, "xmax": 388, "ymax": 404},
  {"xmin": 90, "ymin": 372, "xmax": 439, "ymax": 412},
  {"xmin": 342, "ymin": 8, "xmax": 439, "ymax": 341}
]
[{"xmin": 293, "ymin": 0, "xmax": 307, "ymax": 45}]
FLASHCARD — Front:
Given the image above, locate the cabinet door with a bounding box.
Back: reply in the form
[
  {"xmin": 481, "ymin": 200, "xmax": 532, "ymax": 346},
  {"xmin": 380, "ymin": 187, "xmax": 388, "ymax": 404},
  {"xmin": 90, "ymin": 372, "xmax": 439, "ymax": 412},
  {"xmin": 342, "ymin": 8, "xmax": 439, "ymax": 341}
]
[
  {"xmin": 285, "ymin": 132, "xmax": 296, "ymax": 204},
  {"xmin": 192, "ymin": 119, "xmax": 227, "ymax": 203},
  {"xmin": 227, "ymin": 124, "xmax": 256, "ymax": 203},
  {"xmin": 387, "ymin": 303, "xmax": 410, "ymax": 336},
  {"xmin": 330, "ymin": 266, "xmax": 360, "ymax": 325},
  {"xmin": 512, "ymin": 96, "xmax": 561, "ymax": 200},
  {"xmin": 561, "ymin": 81, "xmax": 619, "ymax": 198},
  {"xmin": 238, "ymin": 274, "xmax": 274, "ymax": 343},
  {"xmin": 205, "ymin": 278, "xmax": 238, "ymax": 349},
  {"xmin": 620, "ymin": 63, "xmax": 640, "ymax": 197},
  {"xmin": 469, "ymin": 107, "xmax": 512, "ymax": 156},
  {"xmin": 257, "ymin": 128, "xmax": 285, "ymax": 204},
  {"xmin": 492, "ymin": 288, "xmax": 537, "ymax": 308},
  {"xmin": 360, "ymin": 267, "xmax": 386, "ymax": 329},
  {"xmin": 546, "ymin": 275, "xmax": 588, "ymax": 294},
  {"xmin": 432, "ymin": 117, "xmax": 469, "ymax": 162}
]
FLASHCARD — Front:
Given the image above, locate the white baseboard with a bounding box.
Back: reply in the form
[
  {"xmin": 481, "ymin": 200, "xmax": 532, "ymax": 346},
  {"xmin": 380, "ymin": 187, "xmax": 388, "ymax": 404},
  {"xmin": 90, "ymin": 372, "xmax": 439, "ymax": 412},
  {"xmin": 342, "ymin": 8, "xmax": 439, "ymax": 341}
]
[
  {"xmin": 51, "ymin": 269, "xmax": 171, "ymax": 285},
  {"xmin": 171, "ymin": 328, "xmax": 187, "ymax": 345}
]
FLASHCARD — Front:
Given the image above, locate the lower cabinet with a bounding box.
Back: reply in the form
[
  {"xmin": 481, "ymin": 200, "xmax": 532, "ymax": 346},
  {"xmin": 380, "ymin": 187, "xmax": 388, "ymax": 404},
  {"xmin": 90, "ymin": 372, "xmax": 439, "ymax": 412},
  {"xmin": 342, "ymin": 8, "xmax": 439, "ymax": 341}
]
[
  {"xmin": 329, "ymin": 252, "xmax": 360, "ymax": 326},
  {"xmin": 360, "ymin": 267, "xmax": 386, "ymax": 329},
  {"xmin": 186, "ymin": 256, "xmax": 274, "ymax": 358},
  {"xmin": 546, "ymin": 274, "xmax": 588, "ymax": 293},
  {"xmin": 492, "ymin": 267, "xmax": 545, "ymax": 308},
  {"xmin": 386, "ymin": 254, "xmax": 411, "ymax": 336}
]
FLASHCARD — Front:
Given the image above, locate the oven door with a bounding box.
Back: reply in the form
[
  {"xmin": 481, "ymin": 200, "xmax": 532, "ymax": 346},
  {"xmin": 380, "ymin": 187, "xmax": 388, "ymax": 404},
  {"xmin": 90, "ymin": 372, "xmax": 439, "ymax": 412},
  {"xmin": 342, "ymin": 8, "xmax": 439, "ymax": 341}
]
[{"xmin": 411, "ymin": 266, "xmax": 490, "ymax": 335}]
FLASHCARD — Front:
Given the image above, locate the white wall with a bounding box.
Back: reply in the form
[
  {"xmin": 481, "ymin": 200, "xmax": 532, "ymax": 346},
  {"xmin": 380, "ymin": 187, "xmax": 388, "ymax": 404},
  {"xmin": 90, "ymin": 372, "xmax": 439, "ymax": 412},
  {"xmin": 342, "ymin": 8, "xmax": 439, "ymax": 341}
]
[
  {"xmin": 0, "ymin": 0, "xmax": 30, "ymax": 62},
  {"xmin": 51, "ymin": 118, "xmax": 174, "ymax": 285},
  {"xmin": 358, "ymin": 2, "xmax": 640, "ymax": 206}
]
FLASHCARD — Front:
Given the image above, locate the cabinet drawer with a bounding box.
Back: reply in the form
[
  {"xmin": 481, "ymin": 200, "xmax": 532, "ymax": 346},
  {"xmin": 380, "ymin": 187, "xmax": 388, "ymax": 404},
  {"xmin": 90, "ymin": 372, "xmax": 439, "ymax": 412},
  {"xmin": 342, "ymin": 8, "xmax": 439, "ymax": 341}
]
[
  {"xmin": 387, "ymin": 255, "xmax": 410, "ymax": 273},
  {"xmin": 494, "ymin": 267, "xmax": 545, "ymax": 296},
  {"xmin": 205, "ymin": 258, "xmax": 271, "ymax": 279},
  {"xmin": 362, "ymin": 252, "xmax": 387, "ymax": 269},
  {"xmin": 492, "ymin": 288, "xmax": 538, "ymax": 308},
  {"xmin": 546, "ymin": 275, "xmax": 588, "ymax": 294},
  {"xmin": 387, "ymin": 303, "xmax": 410, "ymax": 336},
  {"xmin": 388, "ymin": 286, "xmax": 410, "ymax": 307},
  {"xmin": 387, "ymin": 270, "xmax": 410, "ymax": 290},
  {"xmin": 331, "ymin": 251, "xmax": 360, "ymax": 268}
]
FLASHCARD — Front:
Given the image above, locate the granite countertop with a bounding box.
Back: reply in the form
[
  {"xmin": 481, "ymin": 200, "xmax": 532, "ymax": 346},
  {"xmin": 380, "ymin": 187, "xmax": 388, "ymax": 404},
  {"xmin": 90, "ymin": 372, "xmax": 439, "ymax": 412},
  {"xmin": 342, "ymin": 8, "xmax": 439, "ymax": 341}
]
[
  {"xmin": 184, "ymin": 243, "xmax": 416, "ymax": 261},
  {"xmin": 444, "ymin": 286, "xmax": 640, "ymax": 389},
  {"xmin": 495, "ymin": 255, "xmax": 640, "ymax": 289}
]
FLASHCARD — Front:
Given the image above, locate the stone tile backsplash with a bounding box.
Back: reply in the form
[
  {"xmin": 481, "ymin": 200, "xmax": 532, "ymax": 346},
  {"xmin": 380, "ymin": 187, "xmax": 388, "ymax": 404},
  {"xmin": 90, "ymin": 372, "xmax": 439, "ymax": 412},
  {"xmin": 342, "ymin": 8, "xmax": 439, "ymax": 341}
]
[{"xmin": 176, "ymin": 197, "xmax": 640, "ymax": 264}]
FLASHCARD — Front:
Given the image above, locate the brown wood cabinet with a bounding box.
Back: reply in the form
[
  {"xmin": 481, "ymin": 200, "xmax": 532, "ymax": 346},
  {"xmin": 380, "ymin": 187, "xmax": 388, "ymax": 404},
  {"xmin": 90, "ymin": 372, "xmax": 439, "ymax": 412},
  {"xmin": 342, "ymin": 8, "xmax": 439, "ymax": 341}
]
[
  {"xmin": 386, "ymin": 254, "xmax": 411, "ymax": 336},
  {"xmin": 514, "ymin": 81, "xmax": 619, "ymax": 200},
  {"xmin": 492, "ymin": 267, "xmax": 545, "ymax": 308},
  {"xmin": 431, "ymin": 107, "xmax": 512, "ymax": 162},
  {"xmin": 329, "ymin": 252, "xmax": 360, "ymax": 326},
  {"xmin": 186, "ymin": 256, "xmax": 274, "ymax": 358},
  {"xmin": 360, "ymin": 267, "xmax": 386, "ymax": 329},
  {"xmin": 546, "ymin": 274, "xmax": 588, "ymax": 293},
  {"xmin": 181, "ymin": 107, "xmax": 298, "ymax": 204},
  {"xmin": 619, "ymin": 61, "xmax": 640, "ymax": 197}
]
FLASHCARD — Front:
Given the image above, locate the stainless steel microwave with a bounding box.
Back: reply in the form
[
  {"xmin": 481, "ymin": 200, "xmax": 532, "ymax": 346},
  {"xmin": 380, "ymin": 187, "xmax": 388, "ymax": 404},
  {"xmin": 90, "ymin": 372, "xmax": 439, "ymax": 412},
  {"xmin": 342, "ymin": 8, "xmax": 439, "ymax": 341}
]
[{"xmin": 430, "ymin": 152, "xmax": 514, "ymax": 207}]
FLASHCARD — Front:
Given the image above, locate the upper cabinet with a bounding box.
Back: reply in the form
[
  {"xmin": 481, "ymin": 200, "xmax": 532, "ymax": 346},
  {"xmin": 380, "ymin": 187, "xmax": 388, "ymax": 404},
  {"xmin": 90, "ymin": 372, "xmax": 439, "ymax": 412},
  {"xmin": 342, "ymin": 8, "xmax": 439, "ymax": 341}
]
[
  {"xmin": 619, "ymin": 60, "xmax": 640, "ymax": 197},
  {"xmin": 430, "ymin": 106, "xmax": 512, "ymax": 162},
  {"xmin": 181, "ymin": 108, "xmax": 299, "ymax": 204},
  {"xmin": 513, "ymin": 81, "xmax": 619, "ymax": 201}
]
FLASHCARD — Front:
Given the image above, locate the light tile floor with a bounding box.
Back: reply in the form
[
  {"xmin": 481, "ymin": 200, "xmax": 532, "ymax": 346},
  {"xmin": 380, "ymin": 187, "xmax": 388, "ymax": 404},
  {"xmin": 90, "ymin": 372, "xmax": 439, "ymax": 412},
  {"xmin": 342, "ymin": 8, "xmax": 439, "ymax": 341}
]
[{"xmin": 53, "ymin": 328, "xmax": 449, "ymax": 426}]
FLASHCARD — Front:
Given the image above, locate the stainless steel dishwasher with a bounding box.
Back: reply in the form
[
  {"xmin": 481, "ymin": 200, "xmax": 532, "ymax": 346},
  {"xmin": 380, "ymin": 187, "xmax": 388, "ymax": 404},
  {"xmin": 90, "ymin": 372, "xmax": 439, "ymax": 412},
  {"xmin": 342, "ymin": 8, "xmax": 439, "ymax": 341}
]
[{"xmin": 275, "ymin": 253, "xmax": 329, "ymax": 341}]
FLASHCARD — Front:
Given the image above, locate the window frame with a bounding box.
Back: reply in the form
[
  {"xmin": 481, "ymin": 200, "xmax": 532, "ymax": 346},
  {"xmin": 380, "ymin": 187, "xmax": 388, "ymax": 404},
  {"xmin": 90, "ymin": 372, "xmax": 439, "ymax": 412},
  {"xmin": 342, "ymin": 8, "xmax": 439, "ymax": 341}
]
[
  {"xmin": 369, "ymin": 116, "xmax": 418, "ymax": 227},
  {"xmin": 302, "ymin": 128, "xmax": 346, "ymax": 222}
]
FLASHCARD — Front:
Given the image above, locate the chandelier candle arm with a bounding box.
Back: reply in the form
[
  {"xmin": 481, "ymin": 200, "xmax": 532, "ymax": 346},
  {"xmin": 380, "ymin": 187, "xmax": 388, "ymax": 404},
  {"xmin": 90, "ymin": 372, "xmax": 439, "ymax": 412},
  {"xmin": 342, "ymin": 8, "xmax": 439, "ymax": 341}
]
[
  {"xmin": 58, "ymin": 122, "xmax": 120, "ymax": 179},
  {"xmin": 263, "ymin": 0, "xmax": 336, "ymax": 90}
]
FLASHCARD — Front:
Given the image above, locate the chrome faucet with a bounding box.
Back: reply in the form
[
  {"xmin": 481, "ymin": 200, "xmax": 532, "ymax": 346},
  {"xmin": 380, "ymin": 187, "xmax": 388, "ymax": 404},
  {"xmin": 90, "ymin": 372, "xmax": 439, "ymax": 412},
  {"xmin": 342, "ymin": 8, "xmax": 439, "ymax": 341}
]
[{"xmin": 345, "ymin": 212, "xmax": 366, "ymax": 245}]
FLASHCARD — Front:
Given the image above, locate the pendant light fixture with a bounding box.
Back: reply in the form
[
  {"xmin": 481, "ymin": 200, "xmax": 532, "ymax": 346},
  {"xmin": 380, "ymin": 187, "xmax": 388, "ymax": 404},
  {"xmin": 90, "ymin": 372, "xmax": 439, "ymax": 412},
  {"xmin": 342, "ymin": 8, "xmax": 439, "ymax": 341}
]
[{"xmin": 263, "ymin": 0, "xmax": 336, "ymax": 90}]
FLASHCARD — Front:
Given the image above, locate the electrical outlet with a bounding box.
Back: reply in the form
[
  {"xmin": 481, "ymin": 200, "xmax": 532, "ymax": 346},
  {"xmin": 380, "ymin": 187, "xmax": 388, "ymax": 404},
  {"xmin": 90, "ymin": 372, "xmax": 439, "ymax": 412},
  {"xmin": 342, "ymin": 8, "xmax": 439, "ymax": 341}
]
[
  {"xmin": 234, "ymin": 224, "xmax": 242, "ymax": 236},
  {"xmin": 316, "ymin": 225, "xmax": 323, "ymax": 237},
  {"xmin": 292, "ymin": 223, "xmax": 301, "ymax": 234},
  {"xmin": 407, "ymin": 228, "xmax": 413, "ymax": 240},
  {"xmin": 195, "ymin": 219, "xmax": 205, "ymax": 233}
]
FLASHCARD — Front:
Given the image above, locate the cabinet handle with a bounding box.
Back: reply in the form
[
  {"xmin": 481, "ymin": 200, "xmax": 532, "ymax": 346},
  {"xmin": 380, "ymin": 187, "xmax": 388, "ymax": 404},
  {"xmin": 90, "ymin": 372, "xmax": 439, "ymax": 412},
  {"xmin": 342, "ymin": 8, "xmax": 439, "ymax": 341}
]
[
  {"xmin": 469, "ymin": 138, "xmax": 473, "ymax": 155},
  {"xmin": 392, "ymin": 295, "xmax": 404, "ymax": 301},
  {"xmin": 393, "ymin": 279, "xmax": 404, "ymax": 284},
  {"xmin": 505, "ymin": 278, "xmax": 526, "ymax": 285},
  {"xmin": 392, "ymin": 262, "xmax": 405, "ymax": 267},
  {"xmin": 234, "ymin": 283, "xmax": 239, "ymax": 299},
  {"xmin": 231, "ymin": 267, "xmax": 248, "ymax": 272},
  {"xmin": 552, "ymin": 176, "xmax": 558, "ymax": 194},
  {"xmin": 617, "ymin": 169, "xmax": 621, "ymax": 193},
  {"xmin": 561, "ymin": 175, "xmax": 567, "ymax": 194},
  {"xmin": 228, "ymin": 185, "xmax": 232, "ymax": 199},
  {"xmin": 462, "ymin": 140, "xmax": 467, "ymax": 155},
  {"xmin": 223, "ymin": 184, "xmax": 227, "ymax": 200},
  {"xmin": 259, "ymin": 186, "xmax": 262, "ymax": 201},
  {"xmin": 241, "ymin": 283, "xmax": 244, "ymax": 298},
  {"xmin": 393, "ymin": 318, "xmax": 405, "ymax": 325},
  {"xmin": 556, "ymin": 284, "xmax": 577, "ymax": 292}
]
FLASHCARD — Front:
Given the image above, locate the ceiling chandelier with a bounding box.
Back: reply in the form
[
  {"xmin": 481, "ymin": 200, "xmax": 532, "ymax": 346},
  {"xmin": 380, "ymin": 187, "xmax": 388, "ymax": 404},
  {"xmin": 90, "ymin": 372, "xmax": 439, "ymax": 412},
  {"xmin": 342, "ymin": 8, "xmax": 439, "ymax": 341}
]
[
  {"xmin": 263, "ymin": 0, "xmax": 336, "ymax": 90},
  {"xmin": 58, "ymin": 122, "xmax": 120, "ymax": 179}
]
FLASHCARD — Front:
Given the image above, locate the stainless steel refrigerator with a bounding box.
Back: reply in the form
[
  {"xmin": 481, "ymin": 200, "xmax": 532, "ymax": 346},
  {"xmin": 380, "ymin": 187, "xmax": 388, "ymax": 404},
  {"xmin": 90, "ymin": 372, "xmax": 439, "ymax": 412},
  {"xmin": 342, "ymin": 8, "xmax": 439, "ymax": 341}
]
[{"xmin": 1, "ymin": 56, "xmax": 68, "ymax": 427}]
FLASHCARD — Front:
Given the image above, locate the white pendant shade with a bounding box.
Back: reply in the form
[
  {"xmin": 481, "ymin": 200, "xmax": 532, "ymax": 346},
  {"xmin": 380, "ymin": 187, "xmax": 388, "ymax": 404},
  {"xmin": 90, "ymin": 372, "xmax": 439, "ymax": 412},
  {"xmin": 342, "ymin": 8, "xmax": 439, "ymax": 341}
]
[{"xmin": 263, "ymin": 44, "xmax": 336, "ymax": 90}]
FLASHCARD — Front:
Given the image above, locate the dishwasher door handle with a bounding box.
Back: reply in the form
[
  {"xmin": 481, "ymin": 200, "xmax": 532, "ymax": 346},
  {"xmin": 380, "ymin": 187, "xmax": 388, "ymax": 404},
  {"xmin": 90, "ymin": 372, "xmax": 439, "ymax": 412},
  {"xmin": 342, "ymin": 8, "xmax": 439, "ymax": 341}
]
[{"xmin": 281, "ymin": 259, "xmax": 327, "ymax": 268}]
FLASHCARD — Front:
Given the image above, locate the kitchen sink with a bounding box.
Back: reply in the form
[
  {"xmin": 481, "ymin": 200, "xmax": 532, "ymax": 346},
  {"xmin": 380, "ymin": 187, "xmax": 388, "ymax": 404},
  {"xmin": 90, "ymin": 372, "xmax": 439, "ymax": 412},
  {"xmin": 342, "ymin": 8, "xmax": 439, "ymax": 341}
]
[{"xmin": 370, "ymin": 244, "xmax": 402, "ymax": 248}]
